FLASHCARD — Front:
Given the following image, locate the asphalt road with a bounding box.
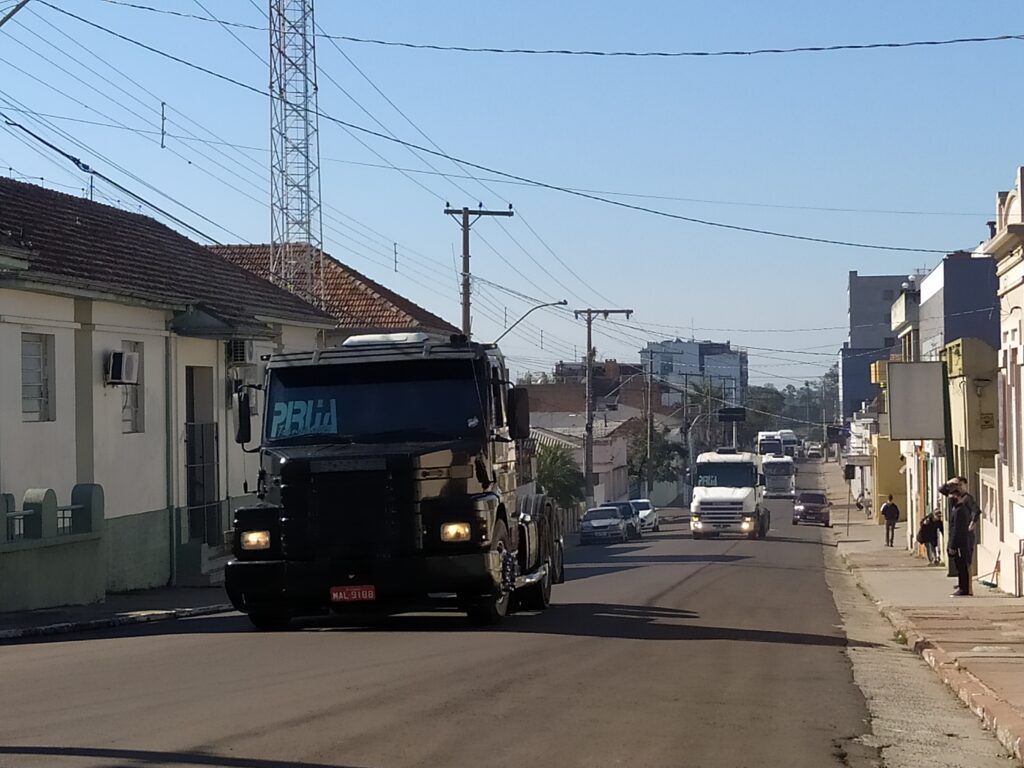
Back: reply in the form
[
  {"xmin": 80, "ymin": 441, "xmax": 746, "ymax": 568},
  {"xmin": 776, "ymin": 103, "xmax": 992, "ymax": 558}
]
[{"xmin": 1, "ymin": 489, "xmax": 876, "ymax": 767}]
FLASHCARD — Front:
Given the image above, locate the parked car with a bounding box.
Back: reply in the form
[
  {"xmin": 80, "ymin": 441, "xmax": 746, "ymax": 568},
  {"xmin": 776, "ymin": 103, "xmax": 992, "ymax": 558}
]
[
  {"xmin": 631, "ymin": 498, "xmax": 660, "ymax": 533},
  {"xmin": 792, "ymin": 490, "xmax": 832, "ymax": 526},
  {"xmin": 605, "ymin": 501, "xmax": 643, "ymax": 539},
  {"xmin": 580, "ymin": 507, "xmax": 629, "ymax": 544}
]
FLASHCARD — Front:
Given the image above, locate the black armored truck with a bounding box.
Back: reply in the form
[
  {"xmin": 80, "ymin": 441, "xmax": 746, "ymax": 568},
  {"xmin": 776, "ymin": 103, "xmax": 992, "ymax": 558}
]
[{"xmin": 225, "ymin": 332, "xmax": 565, "ymax": 629}]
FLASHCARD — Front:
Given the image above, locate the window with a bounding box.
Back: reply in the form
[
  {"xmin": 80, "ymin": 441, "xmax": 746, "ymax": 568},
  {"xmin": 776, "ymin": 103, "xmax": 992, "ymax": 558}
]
[
  {"xmin": 659, "ymin": 360, "xmax": 673, "ymax": 375},
  {"xmin": 882, "ymin": 289, "xmax": 895, "ymax": 300},
  {"xmin": 21, "ymin": 332, "xmax": 54, "ymax": 422},
  {"xmin": 121, "ymin": 340, "xmax": 144, "ymax": 433}
]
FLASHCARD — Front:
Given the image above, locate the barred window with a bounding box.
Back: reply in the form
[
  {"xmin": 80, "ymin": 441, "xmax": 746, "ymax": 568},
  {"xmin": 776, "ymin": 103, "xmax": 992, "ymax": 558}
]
[{"xmin": 22, "ymin": 332, "xmax": 55, "ymax": 422}]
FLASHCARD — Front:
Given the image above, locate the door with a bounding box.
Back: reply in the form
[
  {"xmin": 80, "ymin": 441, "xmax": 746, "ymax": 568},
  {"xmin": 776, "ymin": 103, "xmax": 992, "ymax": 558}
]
[{"xmin": 185, "ymin": 366, "xmax": 221, "ymax": 545}]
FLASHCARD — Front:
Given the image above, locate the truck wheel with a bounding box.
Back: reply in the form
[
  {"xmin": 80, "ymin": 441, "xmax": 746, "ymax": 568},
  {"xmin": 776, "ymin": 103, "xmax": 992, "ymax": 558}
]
[
  {"xmin": 248, "ymin": 609, "xmax": 291, "ymax": 631},
  {"xmin": 522, "ymin": 557, "xmax": 553, "ymax": 610},
  {"xmin": 553, "ymin": 540, "xmax": 566, "ymax": 584},
  {"xmin": 466, "ymin": 519, "xmax": 512, "ymax": 626}
]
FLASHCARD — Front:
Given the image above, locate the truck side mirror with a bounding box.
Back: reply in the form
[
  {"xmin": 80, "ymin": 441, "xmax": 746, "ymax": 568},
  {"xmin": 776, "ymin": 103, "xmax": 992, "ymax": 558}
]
[
  {"xmin": 509, "ymin": 386, "xmax": 531, "ymax": 440},
  {"xmin": 233, "ymin": 389, "xmax": 252, "ymax": 445},
  {"xmin": 758, "ymin": 473, "xmax": 766, "ymax": 486}
]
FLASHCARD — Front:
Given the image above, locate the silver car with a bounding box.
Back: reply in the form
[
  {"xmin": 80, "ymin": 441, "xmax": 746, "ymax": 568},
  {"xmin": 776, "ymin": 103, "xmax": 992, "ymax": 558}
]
[
  {"xmin": 631, "ymin": 498, "xmax": 660, "ymax": 533},
  {"xmin": 579, "ymin": 507, "xmax": 629, "ymax": 545}
]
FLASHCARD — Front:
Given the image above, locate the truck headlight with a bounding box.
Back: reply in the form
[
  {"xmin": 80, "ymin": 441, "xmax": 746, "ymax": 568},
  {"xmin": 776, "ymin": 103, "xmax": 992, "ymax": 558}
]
[
  {"xmin": 240, "ymin": 530, "xmax": 271, "ymax": 550},
  {"xmin": 743, "ymin": 516, "xmax": 754, "ymax": 523},
  {"xmin": 440, "ymin": 522, "xmax": 472, "ymax": 542},
  {"xmin": 741, "ymin": 521, "xmax": 752, "ymax": 531}
]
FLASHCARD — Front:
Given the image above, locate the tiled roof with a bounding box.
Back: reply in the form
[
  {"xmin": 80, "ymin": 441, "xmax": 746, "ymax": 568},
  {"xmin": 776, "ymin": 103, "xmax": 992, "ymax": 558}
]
[
  {"xmin": 210, "ymin": 244, "xmax": 459, "ymax": 334},
  {"xmin": 0, "ymin": 178, "xmax": 331, "ymax": 335}
]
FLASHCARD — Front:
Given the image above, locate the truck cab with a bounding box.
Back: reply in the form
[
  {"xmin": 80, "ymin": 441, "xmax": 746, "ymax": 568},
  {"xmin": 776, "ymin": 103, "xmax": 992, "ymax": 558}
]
[
  {"xmin": 690, "ymin": 449, "xmax": 769, "ymax": 539},
  {"xmin": 224, "ymin": 332, "xmax": 564, "ymax": 629},
  {"xmin": 777, "ymin": 429, "xmax": 799, "ymax": 458},
  {"xmin": 757, "ymin": 431, "xmax": 783, "ymax": 456},
  {"xmin": 762, "ymin": 454, "xmax": 796, "ymax": 500}
]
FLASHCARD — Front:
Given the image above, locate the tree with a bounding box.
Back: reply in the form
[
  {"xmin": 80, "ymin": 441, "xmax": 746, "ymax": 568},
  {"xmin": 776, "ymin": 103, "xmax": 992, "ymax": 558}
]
[
  {"xmin": 536, "ymin": 442, "xmax": 585, "ymax": 509},
  {"xmin": 627, "ymin": 428, "xmax": 687, "ymax": 487}
]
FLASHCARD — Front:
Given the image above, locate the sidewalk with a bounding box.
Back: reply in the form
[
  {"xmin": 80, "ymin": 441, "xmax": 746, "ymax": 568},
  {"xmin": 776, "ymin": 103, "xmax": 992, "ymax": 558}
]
[
  {"xmin": 0, "ymin": 587, "xmax": 233, "ymax": 641},
  {"xmin": 825, "ymin": 460, "xmax": 1024, "ymax": 762}
]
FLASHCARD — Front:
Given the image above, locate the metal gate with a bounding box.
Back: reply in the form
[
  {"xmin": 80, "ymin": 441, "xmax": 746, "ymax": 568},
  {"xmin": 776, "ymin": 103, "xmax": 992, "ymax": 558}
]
[{"xmin": 185, "ymin": 421, "xmax": 221, "ymax": 545}]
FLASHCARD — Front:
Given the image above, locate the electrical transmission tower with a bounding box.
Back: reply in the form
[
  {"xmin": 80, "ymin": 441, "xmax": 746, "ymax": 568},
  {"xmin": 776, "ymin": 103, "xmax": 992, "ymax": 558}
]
[{"xmin": 269, "ymin": 0, "xmax": 324, "ymax": 308}]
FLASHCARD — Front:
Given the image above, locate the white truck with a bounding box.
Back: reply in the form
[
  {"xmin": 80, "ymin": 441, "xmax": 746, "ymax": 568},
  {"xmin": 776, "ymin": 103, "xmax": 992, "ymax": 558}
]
[
  {"xmin": 761, "ymin": 454, "xmax": 796, "ymax": 499},
  {"xmin": 777, "ymin": 429, "xmax": 799, "ymax": 458},
  {"xmin": 690, "ymin": 449, "xmax": 769, "ymax": 539},
  {"xmin": 756, "ymin": 431, "xmax": 783, "ymax": 456}
]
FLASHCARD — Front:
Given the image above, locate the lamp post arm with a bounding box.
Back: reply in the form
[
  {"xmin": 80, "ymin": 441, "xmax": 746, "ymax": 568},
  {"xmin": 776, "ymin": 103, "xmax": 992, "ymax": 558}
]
[{"xmin": 493, "ymin": 300, "xmax": 568, "ymax": 345}]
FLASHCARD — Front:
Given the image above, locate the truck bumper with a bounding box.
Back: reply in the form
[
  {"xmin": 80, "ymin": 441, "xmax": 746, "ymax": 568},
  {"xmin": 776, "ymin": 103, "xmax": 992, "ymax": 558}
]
[
  {"xmin": 691, "ymin": 521, "xmax": 758, "ymax": 535},
  {"xmin": 225, "ymin": 552, "xmax": 501, "ymax": 613}
]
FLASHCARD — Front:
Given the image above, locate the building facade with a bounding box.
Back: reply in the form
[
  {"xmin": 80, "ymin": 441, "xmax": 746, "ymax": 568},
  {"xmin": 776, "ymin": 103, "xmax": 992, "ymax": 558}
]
[
  {"xmin": 840, "ymin": 270, "xmax": 907, "ymax": 417},
  {"xmin": 641, "ymin": 339, "xmax": 748, "ymax": 407},
  {"xmin": 976, "ymin": 167, "xmax": 1024, "ymax": 594},
  {"xmin": 0, "ymin": 179, "xmax": 334, "ymax": 610}
]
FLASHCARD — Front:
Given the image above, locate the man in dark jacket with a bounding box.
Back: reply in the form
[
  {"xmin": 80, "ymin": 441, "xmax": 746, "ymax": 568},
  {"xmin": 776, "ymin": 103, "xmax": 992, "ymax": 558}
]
[
  {"xmin": 946, "ymin": 485, "xmax": 973, "ymax": 597},
  {"xmin": 881, "ymin": 495, "xmax": 900, "ymax": 547}
]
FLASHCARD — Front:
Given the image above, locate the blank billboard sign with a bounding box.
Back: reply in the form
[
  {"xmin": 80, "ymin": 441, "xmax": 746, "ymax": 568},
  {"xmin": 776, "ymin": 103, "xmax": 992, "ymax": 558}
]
[{"xmin": 887, "ymin": 362, "xmax": 945, "ymax": 440}]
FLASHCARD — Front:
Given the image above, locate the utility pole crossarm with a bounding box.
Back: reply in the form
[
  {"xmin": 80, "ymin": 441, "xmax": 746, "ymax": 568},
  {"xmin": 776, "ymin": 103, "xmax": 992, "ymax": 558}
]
[
  {"xmin": 0, "ymin": 0, "xmax": 30, "ymax": 30},
  {"xmin": 443, "ymin": 204, "xmax": 514, "ymax": 340}
]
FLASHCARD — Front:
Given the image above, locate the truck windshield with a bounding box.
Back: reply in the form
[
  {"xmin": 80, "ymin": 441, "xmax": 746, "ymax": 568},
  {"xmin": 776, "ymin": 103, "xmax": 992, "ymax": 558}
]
[
  {"xmin": 763, "ymin": 463, "xmax": 794, "ymax": 476},
  {"xmin": 264, "ymin": 359, "xmax": 485, "ymax": 445},
  {"xmin": 759, "ymin": 440, "xmax": 782, "ymax": 454},
  {"xmin": 695, "ymin": 463, "xmax": 756, "ymax": 488}
]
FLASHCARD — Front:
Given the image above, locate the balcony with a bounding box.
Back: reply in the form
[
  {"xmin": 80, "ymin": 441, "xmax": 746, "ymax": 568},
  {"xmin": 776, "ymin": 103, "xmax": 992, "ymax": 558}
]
[{"xmin": 891, "ymin": 292, "xmax": 920, "ymax": 335}]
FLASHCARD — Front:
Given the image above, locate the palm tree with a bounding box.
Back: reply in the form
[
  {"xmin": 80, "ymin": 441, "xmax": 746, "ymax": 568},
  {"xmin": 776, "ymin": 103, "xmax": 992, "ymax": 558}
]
[{"xmin": 536, "ymin": 443, "xmax": 585, "ymax": 510}]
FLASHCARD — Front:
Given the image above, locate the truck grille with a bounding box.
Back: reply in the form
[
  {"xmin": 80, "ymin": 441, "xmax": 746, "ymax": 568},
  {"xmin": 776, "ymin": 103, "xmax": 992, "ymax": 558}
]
[{"xmin": 307, "ymin": 462, "xmax": 415, "ymax": 559}]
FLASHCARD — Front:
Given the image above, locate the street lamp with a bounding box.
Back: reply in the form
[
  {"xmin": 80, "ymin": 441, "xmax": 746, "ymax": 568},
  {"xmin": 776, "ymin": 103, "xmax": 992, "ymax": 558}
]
[{"xmin": 492, "ymin": 299, "xmax": 568, "ymax": 344}]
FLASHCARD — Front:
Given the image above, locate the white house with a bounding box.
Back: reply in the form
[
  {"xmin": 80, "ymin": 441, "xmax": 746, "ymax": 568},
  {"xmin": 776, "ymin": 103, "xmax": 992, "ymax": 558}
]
[
  {"xmin": 0, "ymin": 177, "xmax": 335, "ymax": 606},
  {"xmin": 976, "ymin": 167, "xmax": 1024, "ymax": 595}
]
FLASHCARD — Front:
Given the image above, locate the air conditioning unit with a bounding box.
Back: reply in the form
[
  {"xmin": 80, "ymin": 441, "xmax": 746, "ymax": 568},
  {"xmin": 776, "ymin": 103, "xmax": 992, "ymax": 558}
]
[
  {"xmin": 226, "ymin": 339, "xmax": 256, "ymax": 367},
  {"xmin": 106, "ymin": 351, "xmax": 140, "ymax": 385}
]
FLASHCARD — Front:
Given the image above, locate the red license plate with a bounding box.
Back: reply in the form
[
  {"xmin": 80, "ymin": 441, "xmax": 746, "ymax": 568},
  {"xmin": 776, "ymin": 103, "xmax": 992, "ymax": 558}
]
[{"xmin": 330, "ymin": 585, "xmax": 376, "ymax": 602}]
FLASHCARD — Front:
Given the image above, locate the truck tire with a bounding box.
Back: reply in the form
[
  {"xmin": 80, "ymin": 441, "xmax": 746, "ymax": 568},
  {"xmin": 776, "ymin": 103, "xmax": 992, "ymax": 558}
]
[
  {"xmin": 248, "ymin": 608, "xmax": 291, "ymax": 631},
  {"xmin": 553, "ymin": 539, "xmax": 566, "ymax": 584},
  {"xmin": 466, "ymin": 519, "xmax": 512, "ymax": 626},
  {"xmin": 522, "ymin": 557, "xmax": 553, "ymax": 610}
]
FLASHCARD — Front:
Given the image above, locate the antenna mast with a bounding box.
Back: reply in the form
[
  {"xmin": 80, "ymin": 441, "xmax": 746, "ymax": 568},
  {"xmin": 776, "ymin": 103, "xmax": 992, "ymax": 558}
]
[{"xmin": 269, "ymin": 0, "xmax": 324, "ymax": 307}]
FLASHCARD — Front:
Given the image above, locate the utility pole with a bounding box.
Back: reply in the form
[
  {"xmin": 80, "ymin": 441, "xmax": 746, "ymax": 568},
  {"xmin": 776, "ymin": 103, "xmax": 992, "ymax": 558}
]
[
  {"xmin": 575, "ymin": 307, "xmax": 633, "ymax": 508},
  {"xmin": 646, "ymin": 349, "xmax": 654, "ymax": 494},
  {"xmin": 444, "ymin": 203, "xmax": 514, "ymax": 338}
]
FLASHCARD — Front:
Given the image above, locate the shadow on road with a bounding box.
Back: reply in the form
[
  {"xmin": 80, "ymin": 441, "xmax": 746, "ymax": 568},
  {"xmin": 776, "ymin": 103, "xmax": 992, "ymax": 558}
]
[
  {"xmin": 496, "ymin": 602, "xmax": 875, "ymax": 647},
  {"xmin": 0, "ymin": 745, "xmax": 369, "ymax": 767}
]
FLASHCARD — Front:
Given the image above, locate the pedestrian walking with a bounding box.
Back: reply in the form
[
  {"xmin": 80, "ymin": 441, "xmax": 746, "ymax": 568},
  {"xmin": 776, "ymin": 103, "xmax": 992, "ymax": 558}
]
[
  {"xmin": 881, "ymin": 495, "xmax": 900, "ymax": 547},
  {"xmin": 941, "ymin": 481, "xmax": 973, "ymax": 597},
  {"xmin": 916, "ymin": 509, "xmax": 943, "ymax": 565}
]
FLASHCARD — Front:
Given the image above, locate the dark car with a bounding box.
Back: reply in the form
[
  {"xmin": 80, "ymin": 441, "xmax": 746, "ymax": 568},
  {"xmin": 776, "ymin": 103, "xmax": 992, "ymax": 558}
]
[
  {"xmin": 792, "ymin": 491, "xmax": 832, "ymax": 527},
  {"xmin": 605, "ymin": 501, "xmax": 643, "ymax": 540}
]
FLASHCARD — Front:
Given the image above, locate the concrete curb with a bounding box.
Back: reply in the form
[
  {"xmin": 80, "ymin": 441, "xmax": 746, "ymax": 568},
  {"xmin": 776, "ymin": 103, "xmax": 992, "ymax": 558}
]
[
  {"xmin": 835, "ymin": 540, "xmax": 1024, "ymax": 763},
  {"xmin": 0, "ymin": 603, "xmax": 234, "ymax": 641}
]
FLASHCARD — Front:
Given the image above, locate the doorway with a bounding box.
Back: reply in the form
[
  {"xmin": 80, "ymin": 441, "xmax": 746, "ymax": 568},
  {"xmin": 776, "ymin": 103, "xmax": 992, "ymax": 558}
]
[{"xmin": 184, "ymin": 366, "xmax": 221, "ymax": 545}]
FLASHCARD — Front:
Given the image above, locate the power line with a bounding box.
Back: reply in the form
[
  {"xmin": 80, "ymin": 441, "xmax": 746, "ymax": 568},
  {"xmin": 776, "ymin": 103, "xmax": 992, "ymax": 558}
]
[
  {"xmin": 40, "ymin": 2, "xmax": 958, "ymax": 255},
  {"xmin": 90, "ymin": 2, "xmax": 1024, "ymax": 59}
]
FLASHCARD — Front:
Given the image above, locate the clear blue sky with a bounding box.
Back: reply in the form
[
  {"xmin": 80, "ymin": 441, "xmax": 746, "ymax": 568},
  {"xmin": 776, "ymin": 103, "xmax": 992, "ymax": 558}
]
[{"xmin": 0, "ymin": 0, "xmax": 1020, "ymax": 385}]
